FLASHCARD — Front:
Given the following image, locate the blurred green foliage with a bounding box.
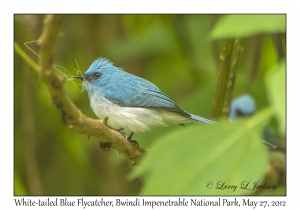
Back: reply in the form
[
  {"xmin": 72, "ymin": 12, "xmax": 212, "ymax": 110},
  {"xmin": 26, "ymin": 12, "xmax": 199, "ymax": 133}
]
[
  {"xmin": 14, "ymin": 14, "xmax": 285, "ymax": 196},
  {"xmin": 266, "ymin": 61, "xmax": 286, "ymax": 135},
  {"xmin": 212, "ymin": 15, "xmax": 285, "ymax": 39},
  {"xmin": 131, "ymin": 109, "xmax": 272, "ymax": 195}
]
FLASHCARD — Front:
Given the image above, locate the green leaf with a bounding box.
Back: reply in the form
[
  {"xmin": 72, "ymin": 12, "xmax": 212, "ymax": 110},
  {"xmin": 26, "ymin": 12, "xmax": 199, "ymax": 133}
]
[
  {"xmin": 266, "ymin": 60, "xmax": 286, "ymax": 135},
  {"xmin": 212, "ymin": 15, "xmax": 286, "ymax": 39},
  {"xmin": 130, "ymin": 108, "xmax": 273, "ymax": 195}
]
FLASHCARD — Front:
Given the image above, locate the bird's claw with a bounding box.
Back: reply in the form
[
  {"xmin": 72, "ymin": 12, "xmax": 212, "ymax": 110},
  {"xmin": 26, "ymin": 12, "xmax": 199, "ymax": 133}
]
[
  {"xmin": 119, "ymin": 131, "xmax": 128, "ymax": 139},
  {"xmin": 127, "ymin": 132, "xmax": 139, "ymax": 147},
  {"xmin": 128, "ymin": 139, "xmax": 139, "ymax": 147},
  {"xmin": 117, "ymin": 127, "xmax": 124, "ymax": 132},
  {"xmin": 117, "ymin": 129, "xmax": 139, "ymax": 148}
]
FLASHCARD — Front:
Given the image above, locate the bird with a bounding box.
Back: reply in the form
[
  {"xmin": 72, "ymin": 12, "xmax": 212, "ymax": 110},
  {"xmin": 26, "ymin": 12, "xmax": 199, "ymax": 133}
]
[
  {"xmin": 229, "ymin": 94, "xmax": 256, "ymax": 119},
  {"xmin": 229, "ymin": 94, "xmax": 281, "ymax": 150},
  {"xmin": 73, "ymin": 58, "xmax": 215, "ymax": 142}
]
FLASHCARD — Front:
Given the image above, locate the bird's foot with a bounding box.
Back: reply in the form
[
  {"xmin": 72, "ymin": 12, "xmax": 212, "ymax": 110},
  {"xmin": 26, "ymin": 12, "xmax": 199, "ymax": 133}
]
[
  {"xmin": 117, "ymin": 127, "xmax": 129, "ymax": 139},
  {"xmin": 127, "ymin": 132, "xmax": 139, "ymax": 147},
  {"xmin": 117, "ymin": 127, "xmax": 125, "ymax": 132},
  {"xmin": 116, "ymin": 128, "xmax": 139, "ymax": 148}
]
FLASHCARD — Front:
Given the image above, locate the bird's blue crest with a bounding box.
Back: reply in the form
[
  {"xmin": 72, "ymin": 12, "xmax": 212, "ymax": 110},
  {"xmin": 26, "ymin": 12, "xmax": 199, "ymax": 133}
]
[
  {"xmin": 82, "ymin": 58, "xmax": 124, "ymax": 90},
  {"xmin": 89, "ymin": 58, "xmax": 123, "ymax": 72}
]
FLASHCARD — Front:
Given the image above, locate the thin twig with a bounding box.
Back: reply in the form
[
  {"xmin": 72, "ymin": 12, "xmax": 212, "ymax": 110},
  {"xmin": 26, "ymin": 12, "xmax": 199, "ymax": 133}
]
[{"xmin": 15, "ymin": 42, "xmax": 39, "ymax": 71}]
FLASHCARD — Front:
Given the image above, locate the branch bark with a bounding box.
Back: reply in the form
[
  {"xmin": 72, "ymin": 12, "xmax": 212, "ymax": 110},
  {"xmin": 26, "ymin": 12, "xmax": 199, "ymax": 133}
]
[
  {"xmin": 211, "ymin": 39, "xmax": 234, "ymax": 119},
  {"xmin": 211, "ymin": 38, "xmax": 244, "ymax": 119},
  {"xmin": 15, "ymin": 15, "xmax": 144, "ymax": 165},
  {"xmin": 223, "ymin": 38, "xmax": 244, "ymax": 115}
]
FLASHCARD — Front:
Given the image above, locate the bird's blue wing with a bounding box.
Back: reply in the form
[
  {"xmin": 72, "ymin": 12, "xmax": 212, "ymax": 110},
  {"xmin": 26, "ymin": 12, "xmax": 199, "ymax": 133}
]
[{"xmin": 104, "ymin": 74, "xmax": 190, "ymax": 117}]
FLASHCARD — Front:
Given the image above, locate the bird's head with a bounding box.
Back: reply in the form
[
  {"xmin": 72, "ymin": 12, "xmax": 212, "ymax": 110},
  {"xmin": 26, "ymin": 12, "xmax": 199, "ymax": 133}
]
[
  {"xmin": 229, "ymin": 94, "xmax": 256, "ymax": 119},
  {"xmin": 73, "ymin": 58, "xmax": 123, "ymax": 92}
]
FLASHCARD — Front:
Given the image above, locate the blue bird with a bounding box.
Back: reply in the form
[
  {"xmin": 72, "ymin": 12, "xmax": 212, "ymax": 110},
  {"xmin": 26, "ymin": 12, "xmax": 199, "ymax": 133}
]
[
  {"xmin": 229, "ymin": 94, "xmax": 281, "ymax": 149},
  {"xmin": 229, "ymin": 94, "xmax": 256, "ymax": 119},
  {"xmin": 73, "ymin": 58, "xmax": 215, "ymax": 141}
]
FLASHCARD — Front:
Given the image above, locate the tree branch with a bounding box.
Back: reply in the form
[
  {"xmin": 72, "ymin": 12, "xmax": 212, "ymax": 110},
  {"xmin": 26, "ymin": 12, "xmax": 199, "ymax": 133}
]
[
  {"xmin": 15, "ymin": 15, "xmax": 144, "ymax": 165},
  {"xmin": 211, "ymin": 38, "xmax": 244, "ymax": 119},
  {"xmin": 223, "ymin": 38, "xmax": 245, "ymax": 116},
  {"xmin": 211, "ymin": 39, "xmax": 234, "ymax": 119}
]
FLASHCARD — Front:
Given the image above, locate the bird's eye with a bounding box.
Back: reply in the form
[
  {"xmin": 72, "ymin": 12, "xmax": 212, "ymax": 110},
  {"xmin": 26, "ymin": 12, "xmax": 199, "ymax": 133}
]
[{"xmin": 93, "ymin": 72, "xmax": 101, "ymax": 79}]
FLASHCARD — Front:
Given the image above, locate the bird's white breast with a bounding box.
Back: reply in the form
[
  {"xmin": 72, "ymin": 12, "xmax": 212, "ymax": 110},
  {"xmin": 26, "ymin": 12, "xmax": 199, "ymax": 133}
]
[{"xmin": 89, "ymin": 94, "xmax": 191, "ymax": 134}]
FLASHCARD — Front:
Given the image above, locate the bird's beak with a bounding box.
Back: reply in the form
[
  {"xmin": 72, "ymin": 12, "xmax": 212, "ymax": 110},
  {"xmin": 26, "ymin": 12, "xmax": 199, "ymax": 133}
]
[{"xmin": 73, "ymin": 75, "xmax": 84, "ymax": 81}]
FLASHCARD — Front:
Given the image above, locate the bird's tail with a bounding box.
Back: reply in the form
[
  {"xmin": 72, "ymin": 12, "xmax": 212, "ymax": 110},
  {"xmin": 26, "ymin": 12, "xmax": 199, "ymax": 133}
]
[
  {"xmin": 189, "ymin": 114, "xmax": 216, "ymax": 125},
  {"xmin": 260, "ymin": 140, "xmax": 277, "ymax": 149}
]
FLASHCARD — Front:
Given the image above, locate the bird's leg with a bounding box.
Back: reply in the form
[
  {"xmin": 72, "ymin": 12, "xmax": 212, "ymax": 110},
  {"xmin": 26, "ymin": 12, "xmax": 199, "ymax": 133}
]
[
  {"xmin": 127, "ymin": 132, "xmax": 139, "ymax": 147},
  {"xmin": 128, "ymin": 132, "xmax": 134, "ymax": 140},
  {"xmin": 116, "ymin": 128, "xmax": 139, "ymax": 147}
]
